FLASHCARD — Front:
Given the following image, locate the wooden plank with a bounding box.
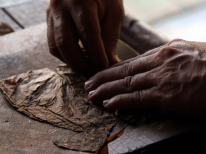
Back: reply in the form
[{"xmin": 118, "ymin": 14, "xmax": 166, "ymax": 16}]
[
  {"xmin": 0, "ymin": 9, "xmax": 21, "ymax": 31},
  {"xmin": 0, "ymin": 23, "xmax": 204, "ymax": 154},
  {"xmin": 0, "ymin": 23, "xmax": 88, "ymax": 154},
  {"xmin": 0, "ymin": 0, "xmax": 37, "ymax": 8},
  {"xmin": 5, "ymin": 0, "xmax": 49, "ymax": 28}
]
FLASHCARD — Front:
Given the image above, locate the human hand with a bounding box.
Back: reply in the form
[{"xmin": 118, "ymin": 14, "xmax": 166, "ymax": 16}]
[
  {"xmin": 47, "ymin": 0, "xmax": 124, "ymax": 74},
  {"xmin": 86, "ymin": 39, "xmax": 206, "ymax": 117}
]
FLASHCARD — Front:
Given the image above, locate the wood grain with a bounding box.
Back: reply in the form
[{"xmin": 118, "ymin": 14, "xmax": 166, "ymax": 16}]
[
  {"xmin": 0, "ymin": 9, "xmax": 21, "ymax": 31},
  {"xmin": 0, "ymin": 23, "xmax": 203, "ymax": 154},
  {"xmin": 0, "ymin": 23, "xmax": 89, "ymax": 154},
  {"xmin": 5, "ymin": 0, "xmax": 49, "ymax": 28}
]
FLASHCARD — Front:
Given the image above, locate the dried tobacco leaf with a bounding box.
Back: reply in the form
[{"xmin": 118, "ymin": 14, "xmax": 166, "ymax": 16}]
[{"xmin": 0, "ymin": 66, "xmax": 117, "ymax": 152}]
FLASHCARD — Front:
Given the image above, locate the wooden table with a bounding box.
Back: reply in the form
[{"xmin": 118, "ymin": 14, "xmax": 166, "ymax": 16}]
[
  {"xmin": 1, "ymin": 1, "xmax": 206, "ymax": 154},
  {"xmin": 0, "ymin": 0, "xmax": 169, "ymax": 54},
  {"xmin": 1, "ymin": 22, "xmax": 206, "ymax": 154},
  {"xmin": 0, "ymin": 0, "xmax": 49, "ymax": 30}
]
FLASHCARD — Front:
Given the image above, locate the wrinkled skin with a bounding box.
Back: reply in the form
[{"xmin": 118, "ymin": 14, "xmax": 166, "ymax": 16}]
[
  {"xmin": 47, "ymin": 0, "xmax": 124, "ymax": 74},
  {"xmin": 86, "ymin": 39, "xmax": 206, "ymax": 117}
]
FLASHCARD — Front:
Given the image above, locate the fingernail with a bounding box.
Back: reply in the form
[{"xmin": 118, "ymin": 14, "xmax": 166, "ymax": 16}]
[
  {"xmin": 89, "ymin": 90, "xmax": 96, "ymax": 96},
  {"xmin": 85, "ymin": 79, "xmax": 93, "ymax": 89},
  {"xmin": 103, "ymin": 99, "xmax": 110, "ymax": 106}
]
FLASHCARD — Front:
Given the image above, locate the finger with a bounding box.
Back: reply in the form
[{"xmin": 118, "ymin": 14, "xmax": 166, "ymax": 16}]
[
  {"xmin": 101, "ymin": 0, "xmax": 124, "ymax": 65},
  {"xmin": 85, "ymin": 53, "xmax": 159, "ymax": 91},
  {"xmin": 103, "ymin": 87, "xmax": 160, "ymax": 111},
  {"xmin": 89, "ymin": 71, "xmax": 157, "ymax": 103},
  {"xmin": 70, "ymin": 2, "xmax": 109, "ymax": 71},
  {"xmin": 51, "ymin": 1, "xmax": 92, "ymax": 74},
  {"xmin": 111, "ymin": 45, "xmax": 163, "ymax": 68},
  {"xmin": 47, "ymin": 11, "xmax": 66, "ymax": 63}
]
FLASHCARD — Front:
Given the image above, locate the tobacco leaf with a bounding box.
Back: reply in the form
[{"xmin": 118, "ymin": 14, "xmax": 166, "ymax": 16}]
[{"xmin": 0, "ymin": 66, "xmax": 117, "ymax": 152}]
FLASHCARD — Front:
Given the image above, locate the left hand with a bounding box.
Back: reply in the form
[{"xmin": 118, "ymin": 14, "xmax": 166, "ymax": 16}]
[
  {"xmin": 46, "ymin": 0, "xmax": 124, "ymax": 74},
  {"xmin": 85, "ymin": 39, "xmax": 206, "ymax": 117}
]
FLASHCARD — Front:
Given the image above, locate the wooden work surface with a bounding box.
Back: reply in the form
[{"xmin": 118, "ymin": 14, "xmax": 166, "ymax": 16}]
[
  {"xmin": 0, "ymin": 0, "xmax": 169, "ymax": 55},
  {"xmin": 0, "ymin": 0, "xmax": 49, "ymax": 31},
  {"xmin": 0, "ymin": 1, "xmax": 206, "ymax": 154},
  {"xmin": 0, "ymin": 23, "xmax": 205, "ymax": 154}
]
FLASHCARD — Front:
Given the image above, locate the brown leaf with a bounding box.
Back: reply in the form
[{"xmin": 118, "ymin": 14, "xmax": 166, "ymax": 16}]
[{"xmin": 0, "ymin": 66, "xmax": 117, "ymax": 152}]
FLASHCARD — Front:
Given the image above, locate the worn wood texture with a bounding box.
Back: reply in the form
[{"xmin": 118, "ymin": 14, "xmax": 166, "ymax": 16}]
[
  {"xmin": 0, "ymin": 23, "xmax": 88, "ymax": 154},
  {"xmin": 0, "ymin": 23, "xmax": 134, "ymax": 154},
  {"xmin": 0, "ymin": 9, "xmax": 21, "ymax": 31},
  {"xmin": 0, "ymin": 67, "xmax": 117, "ymax": 153},
  {"xmin": 0, "ymin": 23, "xmax": 202, "ymax": 154},
  {"xmin": 1, "ymin": 0, "xmax": 168, "ymax": 54},
  {"xmin": 5, "ymin": 0, "xmax": 49, "ymax": 28}
]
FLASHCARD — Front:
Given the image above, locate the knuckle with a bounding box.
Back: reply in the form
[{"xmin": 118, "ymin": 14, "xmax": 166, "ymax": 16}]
[
  {"xmin": 120, "ymin": 63, "xmax": 131, "ymax": 76},
  {"xmin": 55, "ymin": 37, "xmax": 66, "ymax": 48},
  {"xmin": 52, "ymin": 13, "xmax": 62, "ymax": 21},
  {"xmin": 122, "ymin": 76, "xmax": 133, "ymax": 90},
  {"xmin": 46, "ymin": 7, "xmax": 50, "ymax": 15},
  {"xmin": 71, "ymin": 0, "xmax": 96, "ymax": 12},
  {"xmin": 157, "ymin": 46, "xmax": 180, "ymax": 59},
  {"xmin": 168, "ymin": 39, "xmax": 184, "ymax": 47},
  {"xmin": 46, "ymin": 13, "xmax": 52, "ymax": 24},
  {"xmin": 71, "ymin": 1, "xmax": 96, "ymax": 17},
  {"xmin": 71, "ymin": 0, "xmax": 82, "ymax": 9},
  {"xmin": 50, "ymin": 0, "xmax": 60, "ymax": 6},
  {"xmin": 48, "ymin": 43, "xmax": 57, "ymax": 50},
  {"xmin": 78, "ymin": 27, "xmax": 98, "ymax": 40},
  {"xmin": 162, "ymin": 47, "xmax": 174, "ymax": 56},
  {"xmin": 168, "ymin": 39, "xmax": 198, "ymax": 55},
  {"xmin": 167, "ymin": 39, "xmax": 189, "ymax": 52}
]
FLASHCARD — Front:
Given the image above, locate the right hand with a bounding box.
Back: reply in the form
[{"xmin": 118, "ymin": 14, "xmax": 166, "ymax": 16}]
[
  {"xmin": 47, "ymin": 0, "xmax": 124, "ymax": 74},
  {"xmin": 86, "ymin": 39, "xmax": 206, "ymax": 117}
]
